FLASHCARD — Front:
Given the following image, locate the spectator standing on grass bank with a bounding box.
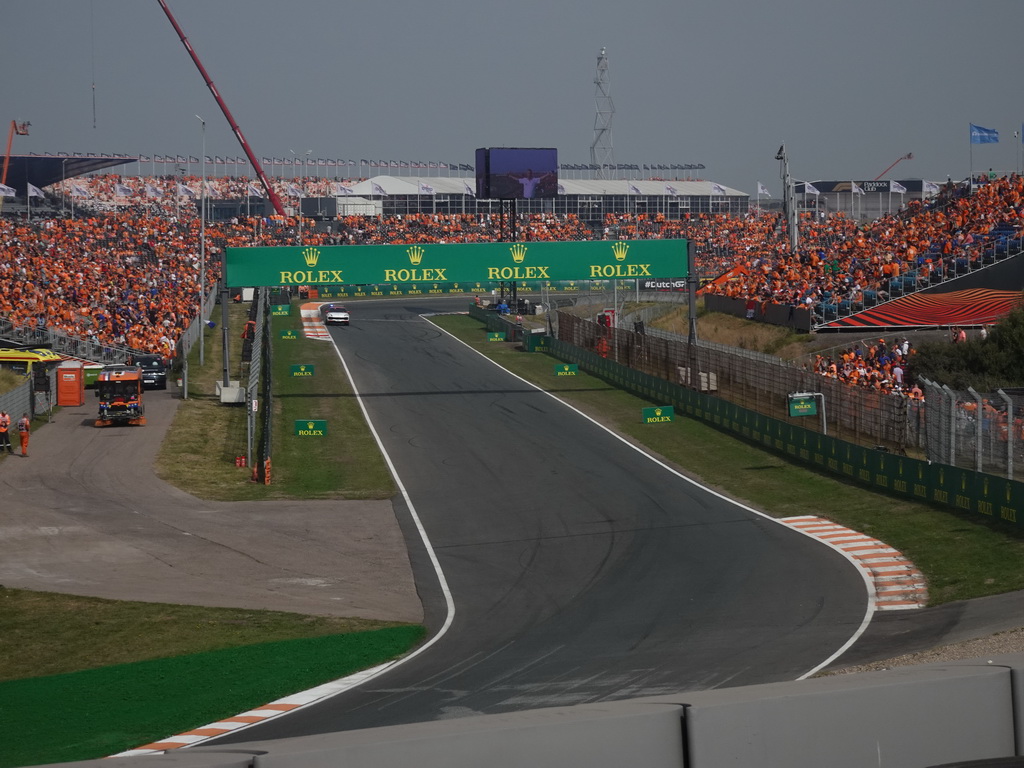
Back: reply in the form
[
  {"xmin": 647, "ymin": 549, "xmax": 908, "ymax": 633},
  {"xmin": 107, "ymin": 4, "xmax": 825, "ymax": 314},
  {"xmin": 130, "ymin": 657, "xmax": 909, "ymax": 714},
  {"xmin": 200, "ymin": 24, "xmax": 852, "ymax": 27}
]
[
  {"xmin": 17, "ymin": 413, "xmax": 30, "ymax": 457},
  {"xmin": 0, "ymin": 410, "xmax": 11, "ymax": 454}
]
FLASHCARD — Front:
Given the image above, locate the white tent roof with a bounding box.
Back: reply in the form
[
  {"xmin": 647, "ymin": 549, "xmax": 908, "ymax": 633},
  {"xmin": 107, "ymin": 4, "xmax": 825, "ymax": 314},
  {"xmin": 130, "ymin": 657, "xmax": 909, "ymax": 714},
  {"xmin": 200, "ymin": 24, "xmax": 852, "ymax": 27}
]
[{"xmin": 339, "ymin": 175, "xmax": 744, "ymax": 197}]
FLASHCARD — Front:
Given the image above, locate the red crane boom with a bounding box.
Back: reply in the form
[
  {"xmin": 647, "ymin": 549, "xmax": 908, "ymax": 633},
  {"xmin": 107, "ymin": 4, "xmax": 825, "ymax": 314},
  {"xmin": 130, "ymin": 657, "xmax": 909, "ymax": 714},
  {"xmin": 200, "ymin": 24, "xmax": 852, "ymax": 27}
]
[{"xmin": 157, "ymin": 0, "xmax": 285, "ymax": 216}]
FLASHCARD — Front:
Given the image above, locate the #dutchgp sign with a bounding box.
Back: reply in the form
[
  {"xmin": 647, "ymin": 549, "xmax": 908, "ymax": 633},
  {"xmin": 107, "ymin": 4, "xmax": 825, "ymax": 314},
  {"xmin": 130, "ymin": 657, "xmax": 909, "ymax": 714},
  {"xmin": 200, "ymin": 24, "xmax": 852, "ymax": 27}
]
[{"xmin": 225, "ymin": 239, "xmax": 688, "ymax": 288}]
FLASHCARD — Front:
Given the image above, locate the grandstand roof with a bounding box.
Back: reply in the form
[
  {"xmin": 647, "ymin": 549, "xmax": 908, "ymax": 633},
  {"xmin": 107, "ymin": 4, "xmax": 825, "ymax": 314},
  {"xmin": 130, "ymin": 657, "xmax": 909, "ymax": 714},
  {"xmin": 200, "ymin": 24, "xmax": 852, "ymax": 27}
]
[
  {"xmin": 2, "ymin": 155, "xmax": 137, "ymax": 194},
  {"xmin": 345, "ymin": 175, "xmax": 745, "ymax": 197}
]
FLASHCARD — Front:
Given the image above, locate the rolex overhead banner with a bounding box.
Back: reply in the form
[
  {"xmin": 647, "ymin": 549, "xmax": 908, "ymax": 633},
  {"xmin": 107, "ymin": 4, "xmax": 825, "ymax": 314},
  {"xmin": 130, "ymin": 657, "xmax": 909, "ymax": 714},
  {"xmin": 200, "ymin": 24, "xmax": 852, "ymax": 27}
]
[{"xmin": 225, "ymin": 239, "xmax": 687, "ymax": 287}]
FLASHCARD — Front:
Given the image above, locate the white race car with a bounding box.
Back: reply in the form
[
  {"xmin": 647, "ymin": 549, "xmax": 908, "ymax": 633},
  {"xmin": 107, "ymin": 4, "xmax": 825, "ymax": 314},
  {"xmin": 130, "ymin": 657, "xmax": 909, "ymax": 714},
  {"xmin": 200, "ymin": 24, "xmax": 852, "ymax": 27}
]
[{"xmin": 323, "ymin": 305, "xmax": 350, "ymax": 325}]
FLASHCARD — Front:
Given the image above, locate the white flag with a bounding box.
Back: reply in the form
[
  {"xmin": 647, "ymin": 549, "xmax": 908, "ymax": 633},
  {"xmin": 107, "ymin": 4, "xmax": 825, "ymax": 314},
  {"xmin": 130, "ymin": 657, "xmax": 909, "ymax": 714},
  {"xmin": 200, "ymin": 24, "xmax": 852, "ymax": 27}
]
[
  {"xmin": 628, "ymin": 183, "xmax": 642, "ymax": 195},
  {"xmin": 463, "ymin": 181, "xmax": 475, "ymax": 197},
  {"xmin": 71, "ymin": 184, "xmax": 90, "ymax": 198},
  {"xmin": 334, "ymin": 183, "xmax": 354, "ymax": 196},
  {"xmin": 757, "ymin": 182, "xmax": 771, "ymax": 197},
  {"xmin": 923, "ymin": 180, "xmax": 940, "ymax": 194},
  {"xmin": 0, "ymin": 183, "xmax": 15, "ymax": 197},
  {"xmin": 285, "ymin": 183, "xmax": 303, "ymax": 197},
  {"xmin": 665, "ymin": 184, "xmax": 678, "ymax": 196},
  {"xmin": 803, "ymin": 182, "xmax": 820, "ymax": 195},
  {"xmin": 372, "ymin": 182, "xmax": 388, "ymax": 196},
  {"xmin": 557, "ymin": 183, "xmax": 566, "ymax": 195},
  {"xmin": 711, "ymin": 182, "xmax": 727, "ymax": 195},
  {"xmin": 177, "ymin": 183, "xmax": 196, "ymax": 198},
  {"xmin": 852, "ymin": 182, "xmax": 865, "ymax": 196},
  {"xmin": 144, "ymin": 183, "xmax": 162, "ymax": 198},
  {"xmin": 890, "ymin": 180, "xmax": 907, "ymax": 194},
  {"xmin": 246, "ymin": 183, "xmax": 264, "ymax": 198},
  {"xmin": 27, "ymin": 183, "xmax": 45, "ymax": 198},
  {"xmin": 417, "ymin": 181, "xmax": 435, "ymax": 195},
  {"xmin": 114, "ymin": 183, "xmax": 134, "ymax": 197}
]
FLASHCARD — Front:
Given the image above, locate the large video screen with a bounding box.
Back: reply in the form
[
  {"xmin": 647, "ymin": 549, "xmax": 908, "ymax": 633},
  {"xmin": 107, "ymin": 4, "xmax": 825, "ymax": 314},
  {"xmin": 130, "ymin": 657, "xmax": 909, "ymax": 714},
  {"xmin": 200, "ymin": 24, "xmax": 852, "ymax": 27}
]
[{"xmin": 475, "ymin": 147, "xmax": 558, "ymax": 200}]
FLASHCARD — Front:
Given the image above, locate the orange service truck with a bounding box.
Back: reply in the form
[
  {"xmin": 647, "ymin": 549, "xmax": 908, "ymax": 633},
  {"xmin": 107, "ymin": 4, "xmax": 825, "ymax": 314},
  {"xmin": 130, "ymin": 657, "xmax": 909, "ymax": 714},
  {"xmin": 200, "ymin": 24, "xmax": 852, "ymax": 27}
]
[{"xmin": 94, "ymin": 365, "xmax": 146, "ymax": 427}]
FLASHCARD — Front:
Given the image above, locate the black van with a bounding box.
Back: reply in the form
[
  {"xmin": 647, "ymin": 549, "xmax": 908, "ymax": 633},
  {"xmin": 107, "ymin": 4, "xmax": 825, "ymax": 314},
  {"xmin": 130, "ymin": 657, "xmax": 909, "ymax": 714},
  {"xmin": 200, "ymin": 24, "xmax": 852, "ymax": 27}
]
[{"xmin": 132, "ymin": 354, "xmax": 169, "ymax": 389}]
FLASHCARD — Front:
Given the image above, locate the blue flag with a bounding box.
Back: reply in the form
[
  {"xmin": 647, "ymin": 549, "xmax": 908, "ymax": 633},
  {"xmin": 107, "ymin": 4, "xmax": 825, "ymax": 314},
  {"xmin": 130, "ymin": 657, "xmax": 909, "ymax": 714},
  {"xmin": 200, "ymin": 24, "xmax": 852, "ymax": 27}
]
[{"xmin": 970, "ymin": 124, "xmax": 999, "ymax": 144}]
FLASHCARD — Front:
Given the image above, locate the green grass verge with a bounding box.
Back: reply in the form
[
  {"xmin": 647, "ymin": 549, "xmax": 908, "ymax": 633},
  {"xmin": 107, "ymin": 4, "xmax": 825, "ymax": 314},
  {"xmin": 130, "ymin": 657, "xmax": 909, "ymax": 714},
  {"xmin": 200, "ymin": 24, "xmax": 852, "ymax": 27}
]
[
  {"xmin": 0, "ymin": 621, "xmax": 424, "ymax": 768},
  {"xmin": 155, "ymin": 300, "xmax": 394, "ymax": 500},
  {"xmin": 432, "ymin": 313, "xmax": 1024, "ymax": 605}
]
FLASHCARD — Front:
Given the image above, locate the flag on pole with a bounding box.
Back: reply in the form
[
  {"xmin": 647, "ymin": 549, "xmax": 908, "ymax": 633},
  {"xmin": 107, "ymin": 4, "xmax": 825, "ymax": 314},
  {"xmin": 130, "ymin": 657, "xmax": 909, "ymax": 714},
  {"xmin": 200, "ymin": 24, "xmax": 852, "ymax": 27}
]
[
  {"xmin": 969, "ymin": 124, "xmax": 999, "ymax": 144},
  {"xmin": 757, "ymin": 182, "xmax": 770, "ymax": 197},
  {"xmin": 890, "ymin": 180, "xmax": 907, "ymax": 194},
  {"xmin": 334, "ymin": 183, "xmax": 354, "ymax": 196},
  {"xmin": 71, "ymin": 184, "xmax": 91, "ymax": 198},
  {"xmin": 556, "ymin": 183, "xmax": 566, "ymax": 195},
  {"xmin": 27, "ymin": 183, "xmax": 45, "ymax": 198},
  {"xmin": 246, "ymin": 183, "xmax": 264, "ymax": 198},
  {"xmin": 372, "ymin": 182, "xmax": 388, "ymax": 196},
  {"xmin": 463, "ymin": 181, "xmax": 475, "ymax": 197},
  {"xmin": 0, "ymin": 183, "xmax": 15, "ymax": 197},
  {"xmin": 285, "ymin": 183, "xmax": 303, "ymax": 197},
  {"xmin": 803, "ymin": 182, "xmax": 820, "ymax": 195},
  {"xmin": 851, "ymin": 182, "xmax": 865, "ymax": 196},
  {"xmin": 628, "ymin": 183, "xmax": 642, "ymax": 195},
  {"xmin": 665, "ymin": 184, "xmax": 678, "ymax": 196},
  {"xmin": 417, "ymin": 181, "xmax": 435, "ymax": 194},
  {"xmin": 177, "ymin": 183, "xmax": 196, "ymax": 198},
  {"xmin": 144, "ymin": 183, "xmax": 162, "ymax": 198},
  {"xmin": 114, "ymin": 183, "xmax": 133, "ymax": 197},
  {"xmin": 711, "ymin": 183, "xmax": 727, "ymax": 195},
  {"xmin": 923, "ymin": 180, "xmax": 940, "ymax": 194}
]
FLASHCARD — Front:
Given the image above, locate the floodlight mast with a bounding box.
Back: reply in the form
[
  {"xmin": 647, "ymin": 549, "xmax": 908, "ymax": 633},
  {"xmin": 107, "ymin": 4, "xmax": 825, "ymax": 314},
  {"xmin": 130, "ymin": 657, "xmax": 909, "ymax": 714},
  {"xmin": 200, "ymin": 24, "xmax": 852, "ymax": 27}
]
[
  {"xmin": 157, "ymin": 0, "xmax": 285, "ymax": 217},
  {"xmin": 776, "ymin": 144, "xmax": 798, "ymax": 253}
]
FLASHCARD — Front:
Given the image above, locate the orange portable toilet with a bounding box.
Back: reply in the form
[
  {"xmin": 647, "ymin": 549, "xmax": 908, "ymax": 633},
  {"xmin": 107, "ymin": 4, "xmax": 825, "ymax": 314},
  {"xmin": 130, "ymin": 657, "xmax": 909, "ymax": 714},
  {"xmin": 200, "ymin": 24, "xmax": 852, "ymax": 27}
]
[{"xmin": 56, "ymin": 361, "xmax": 85, "ymax": 407}]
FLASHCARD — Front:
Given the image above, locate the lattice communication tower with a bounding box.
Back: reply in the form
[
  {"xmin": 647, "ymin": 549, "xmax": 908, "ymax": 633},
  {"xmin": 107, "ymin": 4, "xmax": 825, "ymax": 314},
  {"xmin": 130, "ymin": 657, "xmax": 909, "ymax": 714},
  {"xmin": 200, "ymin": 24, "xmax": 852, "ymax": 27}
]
[{"xmin": 590, "ymin": 47, "xmax": 615, "ymax": 179}]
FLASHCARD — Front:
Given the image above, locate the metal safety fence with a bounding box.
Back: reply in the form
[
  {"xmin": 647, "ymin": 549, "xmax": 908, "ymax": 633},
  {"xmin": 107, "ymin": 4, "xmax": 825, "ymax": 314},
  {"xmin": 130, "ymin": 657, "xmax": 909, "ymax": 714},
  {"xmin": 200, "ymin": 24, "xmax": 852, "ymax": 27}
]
[
  {"xmin": 557, "ymin": 311, "xmax": 915, "ymax": 452},
  {"xmin": 249, "ymin": 288, "xmax": 272, "ymax": 483},
  {"xmin": 917, "ymin": 378, "xmax": 1024, "ymax": 481}
]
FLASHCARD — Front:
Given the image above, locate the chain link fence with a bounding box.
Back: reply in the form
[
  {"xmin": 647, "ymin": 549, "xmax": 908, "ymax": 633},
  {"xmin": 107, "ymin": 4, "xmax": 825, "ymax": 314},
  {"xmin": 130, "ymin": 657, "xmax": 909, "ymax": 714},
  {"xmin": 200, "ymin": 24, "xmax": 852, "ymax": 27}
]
[
  {"xmin": 918, "ymin": 378, "xmax": 1024, "ymax": 480},
  {"xmin": 557, "ymin": 310, "xmax": 912, "ymax": 451}
]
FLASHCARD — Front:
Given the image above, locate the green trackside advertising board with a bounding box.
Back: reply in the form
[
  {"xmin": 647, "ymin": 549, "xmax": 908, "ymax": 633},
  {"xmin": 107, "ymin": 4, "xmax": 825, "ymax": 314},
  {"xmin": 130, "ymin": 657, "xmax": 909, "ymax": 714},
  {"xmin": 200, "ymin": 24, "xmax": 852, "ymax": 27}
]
[
  {"xmin": 226, "ymin": 239, "xmax": 688, "ymax": 287},
  {"xmin": 554, "ymin": 364, "xmax": 579, "ymax": 376},
  {"xmin": 314, "ymin": 280, "xmax": 615, "ymax": 298},
  {"xmin": 642, "ymin": 406, "xmax": 674, "ymax": 424},
  {"xmin": 487, "ymin": 332, "xmax": 506, "ymax": 342},
  {"xmin": 788, "ymin": 394, "xmax": 818, "ymax": 417},
  {"xmin": 290, "ymin": 364, "xmax": 315, "ymax": 377},
  {"xmin": 280, "ymin": 329, "xmax": 299, "ymax": 340},
  {"xmin": 294, "ymin": 420, "xmax": 327, "ymax": 436},
  {"xmin": 271, "ymin": 304, "xmax": 291, "ymax": 315}
]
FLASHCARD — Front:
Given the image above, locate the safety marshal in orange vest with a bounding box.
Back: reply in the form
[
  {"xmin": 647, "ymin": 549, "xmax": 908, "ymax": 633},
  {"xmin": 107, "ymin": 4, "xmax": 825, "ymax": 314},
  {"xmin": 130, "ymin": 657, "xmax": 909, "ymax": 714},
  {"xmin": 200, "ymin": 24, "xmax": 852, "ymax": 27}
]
[
  {"xmin": 0, "ymin": 410, "xmax": 11, "ymax": 454},
  {"xmin": 16, "ymin": 413, "xmax": 30, "ymax": 457}
]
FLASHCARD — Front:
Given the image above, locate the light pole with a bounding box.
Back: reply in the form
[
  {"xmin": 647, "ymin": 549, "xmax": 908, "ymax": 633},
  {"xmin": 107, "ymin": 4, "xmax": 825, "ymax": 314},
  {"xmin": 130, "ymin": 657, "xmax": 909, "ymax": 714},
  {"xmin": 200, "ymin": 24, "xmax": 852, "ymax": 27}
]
[
  {"xmin": 290, "ymin": 148, "xmax": 311, "ymax": 244},
  {"xmin": 196, "ymin": 114, "xmax": 206, "ymax": 366},
  {"xmin": 61, "ymin": 159, "xmax": 67, "ymax": 218}
]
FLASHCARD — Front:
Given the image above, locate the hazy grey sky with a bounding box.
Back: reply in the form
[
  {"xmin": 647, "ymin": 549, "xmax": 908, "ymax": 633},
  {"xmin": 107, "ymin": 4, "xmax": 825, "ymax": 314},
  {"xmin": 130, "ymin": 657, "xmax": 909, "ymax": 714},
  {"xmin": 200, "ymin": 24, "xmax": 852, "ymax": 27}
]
[{"xmin": 7, "ymin": 0, "xmax": 1023, "ymax": 195}]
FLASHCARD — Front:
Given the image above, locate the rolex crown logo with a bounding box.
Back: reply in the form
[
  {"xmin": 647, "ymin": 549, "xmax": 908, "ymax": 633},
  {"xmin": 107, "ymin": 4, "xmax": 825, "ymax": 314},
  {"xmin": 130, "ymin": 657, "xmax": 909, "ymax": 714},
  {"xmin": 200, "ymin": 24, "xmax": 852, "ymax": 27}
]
[
  {"xmin": 612, "ymin": 241, "xmax": 629, "ymax": 261},
  {"xmin": 509, "ymin": 243, "xmax": 528, "ymax": 264},
  {"xmin": 655, "ymin": 408, "xmax": 662, "ymax": 416},
  {"xmin": 307, "ymin": 422, "xmax": 315, "ymax": 429},
  {"xmin": 302, "ymin": 247, "xmax": 320, "ymax": 268},
  {"xmin": 407, "ymin": 245, "xmax": 424, "ymax": 265}
]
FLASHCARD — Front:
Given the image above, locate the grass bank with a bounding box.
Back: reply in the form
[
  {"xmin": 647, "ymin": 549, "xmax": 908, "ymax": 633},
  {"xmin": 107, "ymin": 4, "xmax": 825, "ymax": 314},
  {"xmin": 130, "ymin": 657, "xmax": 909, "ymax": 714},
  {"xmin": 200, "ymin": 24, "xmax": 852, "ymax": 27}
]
[
  {"xmin": 155, "ymin": 300, "xmax": 394, "ymax": 500},
  {"xmin": 432, "ymin": 313, "xmax": 1024, "ymax": 605},
  {"xmin": 0, "ymin": 605, "xmax": 423, "ymax": 768}
]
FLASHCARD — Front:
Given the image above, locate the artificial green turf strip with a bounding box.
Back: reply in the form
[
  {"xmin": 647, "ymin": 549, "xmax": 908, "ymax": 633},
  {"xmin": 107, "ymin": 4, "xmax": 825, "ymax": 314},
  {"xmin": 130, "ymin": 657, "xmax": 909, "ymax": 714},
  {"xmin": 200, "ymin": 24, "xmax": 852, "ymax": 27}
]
[{"xmin": 0, "ymin": 625, "xmax": 425, "ymax": 768}]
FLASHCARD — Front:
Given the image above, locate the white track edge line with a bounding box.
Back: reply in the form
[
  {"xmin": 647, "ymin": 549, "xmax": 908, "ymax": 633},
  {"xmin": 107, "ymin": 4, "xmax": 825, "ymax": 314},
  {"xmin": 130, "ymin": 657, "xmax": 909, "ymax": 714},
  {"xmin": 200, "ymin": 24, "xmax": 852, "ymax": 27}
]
[{"xmin": 428, "ymin": 316, "xmax": 877, "ymax": 681}]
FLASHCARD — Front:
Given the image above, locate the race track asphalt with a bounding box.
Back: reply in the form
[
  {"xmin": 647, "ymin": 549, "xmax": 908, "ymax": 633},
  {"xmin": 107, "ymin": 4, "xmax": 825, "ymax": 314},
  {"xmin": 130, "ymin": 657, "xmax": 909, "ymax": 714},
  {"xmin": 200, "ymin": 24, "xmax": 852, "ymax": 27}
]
[{"xmin": 210, "ymin": 297, "xmax": 869, "ymax": 741}]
